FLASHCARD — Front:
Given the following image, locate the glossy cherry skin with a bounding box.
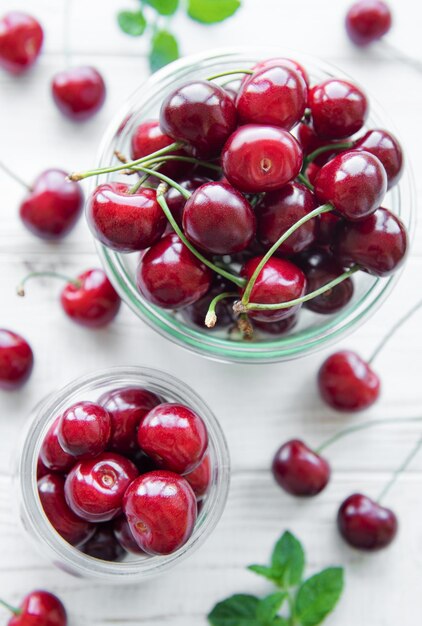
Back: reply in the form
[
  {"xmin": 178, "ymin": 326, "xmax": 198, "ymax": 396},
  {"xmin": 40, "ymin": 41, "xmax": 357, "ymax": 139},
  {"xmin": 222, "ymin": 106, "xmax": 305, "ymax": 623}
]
[
  {"xmin": 0, "ymin": 329, "xmax": 33, "ymax": 390},
  {"xmin": 138, "ymin": 403, "xmax": 208, "ymax": 474},
  {"xmin": 20, "ymin": 169, "xmax": 84, "ymax": 240},
  {"xmin": 237, "ymin": 65, "xmax": 307, "ymax": 130},
  {"xmin": 272, "ymin": 439, "xmax": 331, "ymax": 496},
  {"xmin": 123, "ymin": 470, "xmax": 197, "ymax": 555},
  {"xmin": 181, "ymin": 284, "xmax": 234, "ymax": 330},
  {"xmin": 183, "ymin": 182, "xmax": 256, "ymax": 255},
  {"xmin": 160, "ymin": 80, "xmax": 237, "ymax": 158},
  {"xmin": 346, "ymin": 0, "xmax": 392, "ymax": 46},
  {"xmin": 254, "ymin": 312, "xmax": 299, "ymax": 335},
  {"xmin": 39, "ymin": 417, "xmax": 75, "ymax": 473},
  {"xmin": 82, "ymin": 524, "xmax": 126, "ymax": 562},
  {"xmin": 222, "ymin": 124, "xmax": 303, "ymax": 193},
  {"xmin": 51, "ymin": 66, "xmax": 106, "ymax": 121},
  {"xmin": 354, "ymin": 129, "xmax": 403, "ymax": 189},
  {"xmin": 38, "ymin": 474, "xmax": 95, "ymax": 547},
  {"xmin": 241, "ymin": 257, "xmax": 307, "ymax": 323},
  {"xmin": 338, "ymin": 493, "xmax": 398, "ymax": 550},
  {"xmin": 0, "ymin": 12, "xmax": 43, "ymax": 75},
  {"xmin": 165, "ymin": 176, "xmax": 210, "ymax": 228},
  {"xmin": 250, "ymin": 57, "xmax": 309, "ymax": 88},
  {"xmin": 130, "ymin": 119, "xmax": 185, "ymax": 179},
  {"xmin": 98, "ymin": 387, "xmax": 161, "ymax": 455},
  {"xmin": 309, "ymin": 79, "xmax": 368, "ymax": 139},
  {"xmin": 113, "ymin": 515, "xmax": 145, "ymax": 554},
  {"xmin": 184, "ymin": 453, "xmax": 211, "ymax": 500},
  {"xmin": 58, "ymin": 401, "xmax": 111, "ymax": 458},
  {"xmin": 64, "ymin": 452, "xmax": 138, "ymax": 523},
  {"xmin": 334, "ymin": 207, "xmax": 408, "ymax": 277},
  {"xmin": 60, "ymin": 269, "xmax": 121, "ymax": 328},
  {"xmin": 257, "ymin": 182, "xmax": 317, "ymax": 256},
  {"xmin": 318, "ymin": 350, "xmax": 380, "ymax": 411},
  {"xmin": 86, "ymin": 183, "xmax": 166, "ymax": 253},
  {"xmin": 314, "ymin": 151, "xmax": 387, "ymax": 221},
  {"xmin": 8, "ymin": 591, "xmax": 67, "ymax": 626},
  {"xmin": 136, "ymin": 232, "xmax": 212, "ymax": 309}
]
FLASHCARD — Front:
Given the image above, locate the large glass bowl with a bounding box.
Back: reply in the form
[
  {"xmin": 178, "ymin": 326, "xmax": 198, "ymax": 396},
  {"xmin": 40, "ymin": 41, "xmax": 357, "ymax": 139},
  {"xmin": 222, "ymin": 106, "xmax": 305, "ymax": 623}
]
[{"xmin": 95, "ymin": 48, "xmax": 415, "ymax": 364}]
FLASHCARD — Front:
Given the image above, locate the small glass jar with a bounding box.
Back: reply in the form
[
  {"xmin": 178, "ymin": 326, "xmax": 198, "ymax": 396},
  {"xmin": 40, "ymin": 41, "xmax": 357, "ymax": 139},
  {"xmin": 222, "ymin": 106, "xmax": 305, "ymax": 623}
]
[{"xmin": 15, "ymin": 366, "xmax": 230, "ymax": 583}]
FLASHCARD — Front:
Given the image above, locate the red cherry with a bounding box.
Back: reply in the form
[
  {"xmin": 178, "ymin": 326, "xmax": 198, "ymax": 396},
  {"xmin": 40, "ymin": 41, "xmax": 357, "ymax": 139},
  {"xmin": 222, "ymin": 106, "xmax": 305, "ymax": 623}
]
[
  {"xmin": 353, "ymin": 129, "xmax": 403, "ymax": 189},
  {"xmin": 123, "ymin": 470, "xmax": 197, "ymax": 555},
  {"xmin": 318, "ymin": 350, "xmax": 380, "ymax": 411},
  {"xmin": 165, "ymin": 176, "xmax": 211, "ymax": 228},
  {"xmin": 181, "ymin": 283, "xmax": 235, "ymax": 330},
  {"xmin": 82, "ymin": 524, "xmax": 126, "ymax": 562},
  {"xmin": 250, "ymin": 57, "xmax": 310, "ymax": 88},
  {"xmin": 309, "ymin": 79, "xmax": 368, "ymax": 139},
  {"xmin": 316, "ymin": 211, "xmax": 341, "ymax": 246},
  {"xmin": 37, "ymin": 457, "xmax": 49, "ymax": 480},
  {"xmin": 130, "ymin": 119, "xmax": 186, "ymax": 179},
  {"xmin": 297, "ymin": 123, "xmax": 346, "ymax": 165},
  {"xmin": 346, "ymin": 0, "xmax": 392, "ymax": 46},
  {"xmin": 7, "ymin": 591, "xmax": 66, "ymax": 626},
  {"xmin": 0, "ymin": 12, "xmax": 43, "ymax": 75},
  {"xmin": 113, "ymin": 516, "xmax": 145, "ymax": 554},
  {"xmin": 184, "ymin": 453, "xmax": 211, "ymax": 500},
  {"xmin": 58, "ymin": 401, "xmax": 111, "ymax": 458},
  {"xmin": 254, "ymin": 312, "xmax": 299, "ymax": 335},
  {"xmin": 51, "ymin": 66, "xmax": 106, "ymax": 121},
  {"xmin": 60, "ymin": 269, "xmax": 121, "ymax": 328},
  {"xmin": 39, "ymin": 417, "xmax": 75, "ymax": 473},
  {"xmin": 338, "ymin": 493, "xmax": 398, "ymax": 550},
  {"xmin": 0, "ymin": 329, "xmax": 33, "ymax": 390},
  {"xmin": 272, "ymin": 439, "xmax": 331, "ymax": 496}
]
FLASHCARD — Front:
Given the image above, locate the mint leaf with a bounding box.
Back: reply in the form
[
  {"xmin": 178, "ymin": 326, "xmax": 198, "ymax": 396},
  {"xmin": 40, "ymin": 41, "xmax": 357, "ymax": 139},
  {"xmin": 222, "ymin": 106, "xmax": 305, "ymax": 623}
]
[
  {"xmin": 149, "ymin": 30, "xmax": 179, "ymax": 72},
  {"xmin": 295, "ymin": 567, "xmax": 344, "ymax": 626},
  {"xmin": 117, "ymin": 10, "xmax": 147, "ymax": 36},
  {"xmin": 248, "ymin": 565, "xmax": 277, "ymax": 582},
  {"xmin": 187, "ymin": 0, "xmax": 241, "ymax": 24},
  {"xmin": 271, "ymin": 531, "xmax": 305, "ymax": 587},
  {"xmin": 145, "ymin": 0, "xmax": 179, "ymax": 15},
  {"xmin": 256, "ymin": 593, "xmax": 287, "ymax": 623},
  {"xmin": 208, "ymin": 594, "xmax": 260, "ymax": 626}
]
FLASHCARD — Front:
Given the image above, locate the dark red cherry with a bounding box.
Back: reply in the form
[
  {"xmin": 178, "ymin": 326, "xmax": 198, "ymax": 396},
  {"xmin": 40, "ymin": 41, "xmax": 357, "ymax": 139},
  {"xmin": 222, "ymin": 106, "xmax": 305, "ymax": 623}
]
[
  {"xmin": 130, "ymin": 119, "xmax": 185, "ymax": 179},
  {"xmin": 82, "ymin": 524, "xmax": 126, "ymax": 562},
  {"xmin": 181, "ymin": 284, "xmax": 234, "ymax": 330},
  {"xmin": 338, "ymin": 493, "xmax": 398, "ymax": 550},
  {"xmin": 165, "ymin": 176, "xmax": 211, "ymax": 228},
  {"xmin": 346, "ymin": 0, "xmax": 392, "ymax": 46},
  {"xmin": 353, "ymin": 129, "xmax": 403, "ymax": 189},
  {"xmin": 309, "ymin": 79, "xmax": 368, "ymax": 139},
  {"xmin": 98, "ymin": 386, "xmax": 160, "ymax": 455},
  {"xmin": 51, "ymin": 66, "xmax": 106, "ymax": 121},
  {"xmin": 160, "ymin": 80, "xmax": 237, "ymax": 157},
  {"xmin": 256, "ymin": 182, "xmax": 317, "ymax": 256},
  {"xmin": 0, "ymin": 12, "xmax": 43, "ymax": 74},
  {"xmin": 222, "ymin": 124, "xmax": 303, "ymax": 193},
  {"xmin": 136, "ymin": 232, "xmax": 212, "ymax": 309},
  {"xmin": 39, "ymin": 417, "xmax": 75, "ymax": 473},
  {"xmin": 316, "ymin": 211, "xmax": 342, "ymax": 246},
  {"xmin": 305, "ymin": 161, "xmax": 321, "ymax": 186},
  {"xmin": 138, "ymin": 403, "xmax": 208, "ymax": 474},
  {"xmin": 7, "ymin": 591, "xmax": 67, "ymax": 626},
  {"xmin": 184, "ymin": 453, "xmax": 211, "ymax": 500},
  {"xmin": 272, "ymin": 439, "xmax": 331, "ymax": 496},
  {"xmin": 250, "ymin": 57, "xmax": 309, "ymax": 88},
  {"xmin": 183, "ymin": 182, "xmax": 256, "ymax": 255},
  {"xmin": 334, "ymin": 207, "xmax": 408, "ymax": 276},
  {"xmin": 0, "ymin": 329, "xmax": 33, "ymax": 390},
  {"xmin": 241, "ymin": 257, "xmax": 307, "ymax": 322},
  {"xmin": 113, "ymin": 516, "xmax": 145, "ymax": 554},
  {"xmin": 314, "ymin": 151, "xmax": 387, "ymax": 221},
  {"xmin": 37, "ymin": 457, "xmax": 49, "ymax": 480},
  {"xmin": 86, "ymin": 183, "xmax": 166, "ymax": 253},
  {"xmin": 253, "ymin": 312, "xmax": 299, "ymax": 335},
  {"xmin": 123, "ymin": 470, "xmax": 197, "ymax": 555},
  {"xmin": 60, "ymin": 268, "xmax": 121, "ymax": 328},
  {"xmin": 64, "ymin": 452, "xmax": 138, "ymax": 523},
  {"xmin": 38, "ymin": 474, "xmax": 95, "ymax": 547},
  {"xmin": 318, "ymin": 350, "xmax": 380, "ymax": 411},
  {"xmin": 297, "ymin": 123, "xmax": 346, "ymax": 166},
  {"xmin": 58, "ymin": 401, "xmax": 111, "ymax": 458}
]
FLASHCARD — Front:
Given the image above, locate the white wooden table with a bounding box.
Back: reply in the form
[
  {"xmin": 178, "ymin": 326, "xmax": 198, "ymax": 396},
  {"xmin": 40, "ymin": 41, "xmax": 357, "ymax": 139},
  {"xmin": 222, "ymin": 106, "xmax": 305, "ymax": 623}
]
[{"xmin": 0, "ymin": 0, "xmax": 421, "ymax": 623}]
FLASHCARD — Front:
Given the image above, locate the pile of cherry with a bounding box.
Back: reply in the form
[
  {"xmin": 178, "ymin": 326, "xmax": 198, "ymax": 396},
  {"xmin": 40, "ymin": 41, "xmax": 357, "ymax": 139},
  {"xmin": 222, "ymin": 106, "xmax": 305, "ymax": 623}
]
[{"xmin": 37, "ymin": 387, "xmax": 210, "ymax": 560}]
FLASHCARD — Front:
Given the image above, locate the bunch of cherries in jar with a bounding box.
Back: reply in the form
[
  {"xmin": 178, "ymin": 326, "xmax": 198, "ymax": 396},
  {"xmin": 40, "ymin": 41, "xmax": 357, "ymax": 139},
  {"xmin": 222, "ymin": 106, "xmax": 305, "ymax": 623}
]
[
  {"xmin": 37, "ymin": 386, "xmax": 211, "ymax": 560},
  {"xmin": 70, "ymin": 56, "xmax": 407, "ymax": 338}
]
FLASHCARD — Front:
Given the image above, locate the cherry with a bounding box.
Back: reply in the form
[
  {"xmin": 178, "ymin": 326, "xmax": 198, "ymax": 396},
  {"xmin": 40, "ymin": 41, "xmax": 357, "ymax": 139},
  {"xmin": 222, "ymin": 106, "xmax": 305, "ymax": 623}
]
[
  {"xmin": 254, "ymin": 312, "xmax": 299, "ymax": 335},
  {"xmin": 5, "ymin": 591, "xmax": 66, "ymax": 626},
  {"xmin": 98, "ymin": 386, "xmax": 161, "ymax": 455},
  {"xmin": 184, "ymin": 453, "xmax": 211, "ymax": 500},
  {"xmin": 297, "ymin": 123, "xmax": 346, "ymax": 165},
  {"xmin": 138, "ymin": 403, "xmax": 208, "ymax": 474},
  {"xmin": 58, "ymin": 401, "xmax": 111, "ymax": 458},
  {"xmin": 60, "ymin": 269, "xmax": 121, "ymax": 328},
  {"xmin": 256, "ymin": 182, "xmax": 317, "ymax": 256},
  {"xmin": 160, "ymin": 80, "xmax": 237, "ymax": 157},
  {"xmin": 19, "ymin": 169, "xmax": 84, "ymax": 240},
  {"xmin": 136, "ymin": 232, "xmax": 212, "ymax": 309},
  {"xmin": 346, "ymin": 0, "xmax": 392, "ymax": 46},
  {"xmin": 86, "ymin": 183, "xmax": 166, "ymax": 253},
  {"xmin": 0, "ymin": 329, "xmax": 33, "ymax": 390},
  {"xmin": 314, "ymin": 150, "xmax": 387, "ymax": 221},
  {"xmin": 337, "ymin": 493, "xmax": 398, "ymax": 550},
  {"xmin": 241, "ymin": 257, "xmax": 307, "ymax": 322},
  {"xmin": 39, "ymin": 417, "xmax": 75, "ymax": 473},
  {"xmin": 353, "ymin": 129, "xmax": 403, "ymax": 189},
  {"xmin": 0, "ymin": 12, "xmax": 43, "ymax": 75},
  {"xmin": 316, "ymin": 211, "xmax": 342, "ymax": 246},
  {"xmin": 236, "ymin": 65, "xmax": 307, "ymax": 130},
  {"xmin": 181, "ymin": 284, "xmax": 234, "ymax": 330},
  {"xmin": 183, "ymin": 182, "xmax": 256, "ymax": 255},
  {"xmin": 334, "ymin": 207, "xmax": 408, "ymax": 276},
  {"xmin": 318, "ymin": 350, "xmax": 380, "ymax": 411},
  {"xmin": 222, "ymin": 124, "xmax": 303, "ymax": 193},
  {"xmin": 51, "ymin": 66, "xmax": 106, "ymax": 121},
  {"xmin": 38, "ymin": 473, "xmax": 95, "ymax": 547},
  {"xmin": 272, "ymin": 439, "xmax": 331, "ymax": 496},
  {"xmin": 82, "ymin": 524, "xmax": 126, "ymax": 562},
  {"xmin": 250, "ymin": 57, "xmax": 309, "ymax": 88},
  {"xmin": 165, "ymin": 176, "xmax": 211, "ymax": 228},
  {"xmin": 309, "ymin": 79, "xmax": 368, "ymax": 139},
  {"xmin": 123, "ymin": 470, "xmax": 197, "ymax": 555},
  {"xmin": 113, "ymin": 516, "xmax": 145, "ymax": 554},
  {"xmin": 130, "ymin": 119, "xmax": 185, "ymax": 179},
  {"xmin": 64, "ymin": 452, "xmax": 138, "ymax": 523},
  {"xmin": 37, "ymin": 457, "xmax": 49, "ymax": 480},
  {"xmin": 305, "ymin": 161, "xmax": 321, "ymax": 186}
]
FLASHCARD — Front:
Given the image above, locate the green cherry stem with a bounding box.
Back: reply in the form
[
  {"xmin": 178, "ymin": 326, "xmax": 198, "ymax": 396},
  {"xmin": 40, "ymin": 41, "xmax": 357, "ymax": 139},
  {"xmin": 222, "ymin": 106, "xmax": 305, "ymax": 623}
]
[
  {"xmin": 303, "ymin": 142, "xmax": 354, "ymax": 169},
  {"xmin": 296, "ymin": 172, "xmax": 314, "ymax": 191},
  {"xmin": 377, "ymin": 434, "xmax": 422, "ymax": 503},
  {"xmin": 205, "ymin": 291, "xmax": 238, "ymax": 328},
  {"xmin": 0, "ymin": 598, "xmax": 20, "ymax": 615},
  {"xmin": 129, "ymin": 163, "xmax": 162, "ymax": 194},
  {"xmin": 17, "ymin": 271, "xmax": 81, "ymax": 296},
  {"xmin": 206, "ymin": 68, "xmax": 254, "ymax": 81},
  {"xmin": 0, "ymin": 160, "xmax": 31, "ymax": 190}
]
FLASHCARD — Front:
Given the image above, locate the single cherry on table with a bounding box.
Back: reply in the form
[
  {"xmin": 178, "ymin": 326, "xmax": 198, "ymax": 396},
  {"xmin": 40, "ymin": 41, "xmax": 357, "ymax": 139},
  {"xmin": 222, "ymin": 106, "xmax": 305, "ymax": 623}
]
[
  {"xmin": 51, "ymin": 66, "xmax": 106, "ymax": 121},
  {"xmin": 346, "ymin": 0, "xmax": 392, "ymax": 46},
  {"xmin": 2, "ymin": 590, "xmax": 67, "ymax": 626},
  {"xmin": 337, "ymin": 493, "xmax": 398, "ymax": 550},
  {"xmin": 272, "ymin": 439, "xmax": 331, "ymax": 496},
  {"xmin": 0, "ymin": 12, "xmax": 43, "ymax": 74},
  {"xmin": 0, "ymin": 329, "xmax": 33, "ymax": 391}
]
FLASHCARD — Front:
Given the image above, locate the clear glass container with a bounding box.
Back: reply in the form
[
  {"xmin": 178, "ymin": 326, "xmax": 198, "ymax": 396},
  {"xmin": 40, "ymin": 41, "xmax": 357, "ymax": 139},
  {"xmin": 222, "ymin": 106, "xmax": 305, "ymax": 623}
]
[
  {"xmin": 96, "ymin": 48, "xmax": 415, "ymax": 364},
  {"xmin": 15, "ymin": 366, "xmax": 230, "ymax": 583}
]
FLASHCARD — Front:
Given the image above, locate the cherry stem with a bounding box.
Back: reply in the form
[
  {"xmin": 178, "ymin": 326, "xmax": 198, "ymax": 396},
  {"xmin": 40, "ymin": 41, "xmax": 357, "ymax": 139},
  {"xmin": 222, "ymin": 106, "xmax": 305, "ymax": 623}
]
[
  {"xmin": 133, "ymin": 166, "xmax": 192, "ymax": 199},
  {"xmin": 296, "ymin": 172, "xmax": 314, "ymax": 191},
  {"xmin": 205, "ymin": 291, "xmax": 238, "ymax": 328},
  {"xmin": 303, "ymin": 141, "xmax": 354, "ymax": 169},
  {"xmin": 379, "ymin": 39, "xmax": 422, "ymax": 75},
  {"xmin": 377, "ymin": 434, "xmax": 422, "ymax": 503},
  {"xmin": 129, "ymin": 163, "xmax": 162, "ymax": 194},
  {"xmin": 17, "ymin": 271, "xmax": 81, "ymax": 296},
  {"xmin": 0, "ymin": 599, "xmax": 20, "ymax": 615},
  {"xmin": 241, "ymin": 203, "xmax": 333, "ymax": 306},
  {"xmin": 143, "ymin": 155, "xmax": 222, "ymax": 173},
  {"xmin": 206, "ymin": 68, "xmax": 254, "ymax": 81},
  {"xmin": 0, "ymin": 160, "xmax": 31, "ymax": 190}
]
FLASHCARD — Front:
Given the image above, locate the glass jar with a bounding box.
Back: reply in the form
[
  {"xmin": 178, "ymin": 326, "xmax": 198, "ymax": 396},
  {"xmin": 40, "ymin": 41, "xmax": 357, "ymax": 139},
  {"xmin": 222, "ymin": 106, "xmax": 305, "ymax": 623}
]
[{"xmin": 15, "ymin": 366, "xmax": 230, "ymax": 582}]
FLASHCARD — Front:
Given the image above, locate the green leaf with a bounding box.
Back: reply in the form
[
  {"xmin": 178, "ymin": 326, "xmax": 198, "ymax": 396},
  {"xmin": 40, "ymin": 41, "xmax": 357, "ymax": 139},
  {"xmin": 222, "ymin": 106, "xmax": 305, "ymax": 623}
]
[
  {"xmin": 295, "ymin": 568, "xmax": 344, "ymax": 626},
  {"xmin": 271, "ymin": 531, "xmax": 305, "ymax": 587},
  {"xmin": 272, "ymin": 619, "xmax": 289, "ymax": 626},
  {"xmin": 208, "ymin": 594, "xmax": 261, "ymax": 626},
  {"xmin": 256, "ymin": 593, "xmax": 287, "ymax": 623},
  {"xmin": 248, "ymin": 565, "xmax": 277, "ymax": 582},
  {"xmin": 149, "ymin": 30, "xmax": 179, "ymax": 72},
  {"xmin": 187, "ymin": 0, "xmax": 241, "ymax": 24},
  {"xmin": 145, "ymin": 0, "xmax": 179, "ymax": 15},
  {"xmin": 117, "ymin": 10, "xmax": 147, "ymax": 36}
]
